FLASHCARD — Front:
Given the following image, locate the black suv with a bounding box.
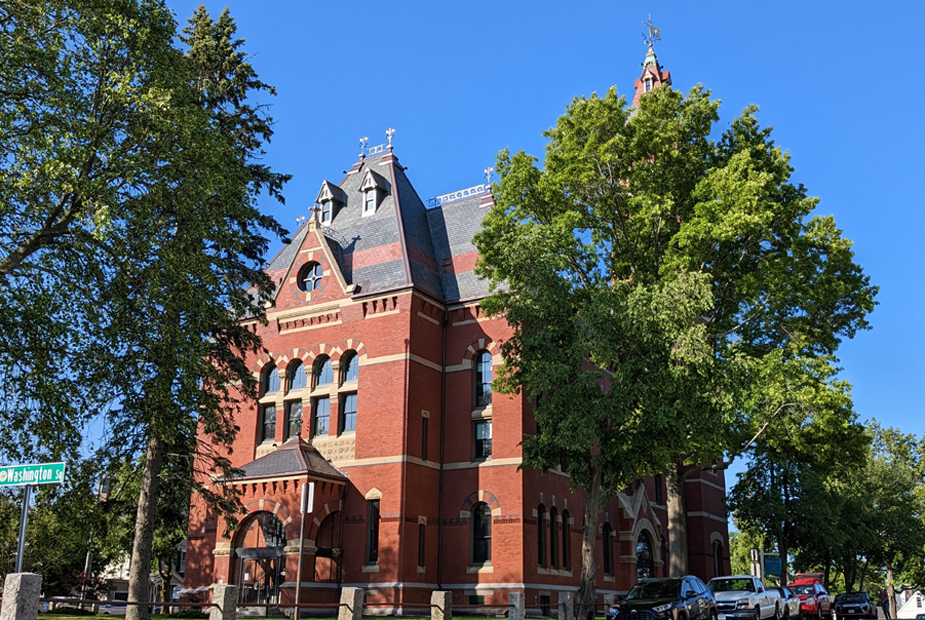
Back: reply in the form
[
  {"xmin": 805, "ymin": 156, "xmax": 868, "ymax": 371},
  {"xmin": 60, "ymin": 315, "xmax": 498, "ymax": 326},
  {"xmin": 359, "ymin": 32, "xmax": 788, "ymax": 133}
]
[
  {"xmin": 607, "ymin": 576, "xmax": 718, "ymax": 620},
  {"xmin": 833, "ymin": 593, "xmax": 875, "ymax": 620}
]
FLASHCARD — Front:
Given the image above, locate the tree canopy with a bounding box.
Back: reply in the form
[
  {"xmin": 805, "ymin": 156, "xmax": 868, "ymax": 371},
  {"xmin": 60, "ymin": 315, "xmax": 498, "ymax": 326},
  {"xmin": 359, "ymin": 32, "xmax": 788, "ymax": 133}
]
[{"xmin": 475, "ymin": 83, "xmax": 876, "ymax": 610}]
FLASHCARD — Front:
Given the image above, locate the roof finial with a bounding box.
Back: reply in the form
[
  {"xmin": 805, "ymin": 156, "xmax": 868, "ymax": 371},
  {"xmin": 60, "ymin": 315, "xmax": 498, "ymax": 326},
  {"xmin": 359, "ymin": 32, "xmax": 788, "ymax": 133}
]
[
  {"xmin": 359, "ymin": 136, "xmax": 368, "ymax": 160},
  {"xmin": 386, "ymin": 127, "xmax": 396, "ymax": 151},
  {"xmin": 484, "ymin": 166, "xmax": 494, "ymax": 185},
  {"xmin": 641, "ymin": 13, "xmax": 662, "ymax": 48}
]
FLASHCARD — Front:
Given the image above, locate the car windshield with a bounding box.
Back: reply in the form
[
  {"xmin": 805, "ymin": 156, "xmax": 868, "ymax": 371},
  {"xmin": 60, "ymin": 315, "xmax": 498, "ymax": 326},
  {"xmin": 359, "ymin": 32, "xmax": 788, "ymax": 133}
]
[
  {"xmin": 840, "ymin": 594, "xmax": 868, "ymax": 603},
  {"xmin": 627, "ymin": 580, "xmax": 681, "ymax": 600},
  {"xmin": 710, "ymin": 579, "xmax": 755, "ymax": 593},
  {"xmin": 790, "ymin": 585, "xmax": 815, "ymax": 595}
]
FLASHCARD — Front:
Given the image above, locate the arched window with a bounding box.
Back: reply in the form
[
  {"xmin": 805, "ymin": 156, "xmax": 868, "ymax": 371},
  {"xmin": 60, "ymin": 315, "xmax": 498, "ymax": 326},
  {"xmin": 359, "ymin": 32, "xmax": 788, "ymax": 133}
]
[
  {"xmin": 537, "ymin": 504, "xmax": 546, "ymax": 567},
  {"xmin": 341, "ymin": 352, "xmax": 358, "ymax": 382},
  {"xmin": 637, "ymin": 530, "xmax": 653, "ymax": 580},
  {"xmin": 561, "ymin": 510, "xmax": 570, "ymax": 570},
  {"xmin": 474, "ymin": 350, "xmax": 492, "ymax": 407},
  {"xmin": 262, "ymin": 363, "xmax": 279, "ymax": 395},
  {"xmin": 314, "ymin": 356, "xmax": 333, "ymax": 387},
  {"xmin": 712, "ymin": 539, "xmax": 724, "ymax": 578},
  {"xmin": 298, "ymin": 262, "xmax": 323, "ymax": 292},
  {"xmin": 287, "ymin": 361, "xmax": 306, "ymax": 391},
  {"xmin": 549, "ymin": 507, "xmax": 559, "ymax": 568},
  {"xmin": 472, "ymin": 502, "xmax": 491, "ymax": 564},
  {"xmin": 602, "ymin": 523, "xmax": 613, "ymax": 576}
]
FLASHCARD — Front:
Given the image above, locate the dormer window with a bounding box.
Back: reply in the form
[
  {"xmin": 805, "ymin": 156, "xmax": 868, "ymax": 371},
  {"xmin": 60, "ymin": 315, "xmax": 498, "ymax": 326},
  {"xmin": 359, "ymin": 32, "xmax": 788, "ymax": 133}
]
[
  {"xmin": 359, "ymin": 169, "xmax": 388, "ymax": 216},
  {"xmin": 645, "ymin": 77, "xmax": 653, "ymax": 92},
  {"xmin": 364, "ymin": 190, "xmax": 376, "ymax": 214},
  {"xmin": 315, "ymin": 180, "xmax": 345, "ymax": 226}
]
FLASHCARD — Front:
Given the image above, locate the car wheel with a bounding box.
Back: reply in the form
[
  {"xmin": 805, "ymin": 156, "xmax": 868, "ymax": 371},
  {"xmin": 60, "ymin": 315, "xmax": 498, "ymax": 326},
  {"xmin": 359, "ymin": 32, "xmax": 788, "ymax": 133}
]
[
  {"xmin": 710, "ymin": 610, "xmax": 718, "ymax": 620},
  {"xmin": 775, "ymin": 605, "xmax": 782, "ymax": 620}
]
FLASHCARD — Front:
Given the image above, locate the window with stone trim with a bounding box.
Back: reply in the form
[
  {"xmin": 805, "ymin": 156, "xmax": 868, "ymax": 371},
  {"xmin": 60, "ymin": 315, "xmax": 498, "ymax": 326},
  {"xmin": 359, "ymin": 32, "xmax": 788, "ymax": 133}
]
[
  {"xmin": 550, "ymin": 506, "xmax": 559, "ymax": 568},
  {"xmin": 313, "ymin": 397, "xmax": 330, "ymax": 436},
  {"xmin": 474, "ymin": 350, "xmax": 492, "ymax": 407},
  {"xmin": 314, "ymin": 356, "xmax": 333, "ymax": 387},
  {"xmin": 637, "ymin": 530, "xmax": 654, "ymax": 579},
  {"xmin": 602, "ymin": 522, "xmax": 614, "ymax": 576},
  {"xmin": 537, "ymin": 503, "xmax": 546, "ymax": 568},
  {"xmin": 262, "ymin": 363, "xmax": 279, "ymax": 395},
  {"xmin": 712, "ymin": 539, "xmax": 723, "ymax": 578},
  {"xmin": 340, "ymin": 393, "xmax": 357, "ymax": 432},
  {"xmin": 287, "ymin": 361, "xmax": 306, "ymax": 391},
  {"xmin": 562, "ymin": 509, "xmax": 571, "ymax": 570},
  {"xmin": 473, "ymin": 419, "xmax": 492, "ymax": 460},
  {"xmin": 260, "ymin": 405, "xmax": 276, "ymax": 443},
  {"xmin": 284, "ymin": 401, "xmax": 302, "ymax": 440},
  {"xmin": 472, "ymin": 502, "xmax": 491, "ymax": 564},
  {"xmin": 366, "ymin": 499, "xmax": 380, "ymax": 564},
  {"xmin": 298, "ymin": 262, "xmax": 323, "ymax": 292}
]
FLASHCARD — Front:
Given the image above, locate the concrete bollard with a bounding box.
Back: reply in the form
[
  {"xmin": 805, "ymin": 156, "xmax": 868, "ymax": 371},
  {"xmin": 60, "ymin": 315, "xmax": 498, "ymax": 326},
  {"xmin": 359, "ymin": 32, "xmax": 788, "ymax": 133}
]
[
  {"xmin": 558, "ymin": 592, "xmax": 575, "ymax": 620},
  {"xmin": 509, "ymin": 593, "xmax": 526, "ymax": 620},
  {"xmin": 209, "ymin": 584, "xmax": 239, "ymax": 620},
  {"xmin": 1, "ymin": 573, "xmax": 43, "ymax": 620},
  {"xmin": 431, "ymin": 590, "xmax": 452, "ymax": 620},
  {"xmin": 339, "ymin": 587, "xmax": 365, "ymax": 620}
]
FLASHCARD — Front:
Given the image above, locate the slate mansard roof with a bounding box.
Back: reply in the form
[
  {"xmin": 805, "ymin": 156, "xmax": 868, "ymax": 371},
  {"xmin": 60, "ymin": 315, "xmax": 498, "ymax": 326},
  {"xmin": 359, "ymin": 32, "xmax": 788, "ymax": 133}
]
[{"xmin": 265, "ymin": 149, "xmax": 494, "ymax": 304}]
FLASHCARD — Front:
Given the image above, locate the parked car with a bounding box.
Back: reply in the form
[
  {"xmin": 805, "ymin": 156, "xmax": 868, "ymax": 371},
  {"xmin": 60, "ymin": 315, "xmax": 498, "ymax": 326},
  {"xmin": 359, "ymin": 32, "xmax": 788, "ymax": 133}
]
[
  {"xmin": 99, "ymin": 604, "xmax": 127, "ymax": 616},
  {"xmin": 607, "ymin": 576, "xmax": 717, "ymax": 620},
  {"xmin": 708, "ymin": 575, "xmax": 781, "ymax": 620},
  {"xmin": 788, "ymin": 579, "xmax": 832, "ymax": 620},
  {"xmin": 770, "ymin": 586, "xmax": 801, "ymax": 620},
  {"xmin": 833, "ymin": 592, "xmax": 874, "ymax": 620}
]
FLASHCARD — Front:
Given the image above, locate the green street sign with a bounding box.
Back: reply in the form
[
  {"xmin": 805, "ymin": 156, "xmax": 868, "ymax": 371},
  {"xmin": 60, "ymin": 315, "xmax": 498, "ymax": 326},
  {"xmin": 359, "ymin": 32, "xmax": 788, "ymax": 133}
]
[{"xmin": 0, "ymin": 462, "xmax": 66, "ymax": 487}]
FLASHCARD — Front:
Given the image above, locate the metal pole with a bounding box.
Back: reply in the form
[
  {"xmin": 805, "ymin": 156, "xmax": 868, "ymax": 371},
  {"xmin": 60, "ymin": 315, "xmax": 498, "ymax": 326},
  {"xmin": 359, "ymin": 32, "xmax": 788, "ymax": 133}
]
[
  {"xmin": 15, "ymin": 485, "xmax": 32, "ymax": 573},
  {"xmin": 293, "ymin": 482, "xmax": 313, "ymax": 620}
]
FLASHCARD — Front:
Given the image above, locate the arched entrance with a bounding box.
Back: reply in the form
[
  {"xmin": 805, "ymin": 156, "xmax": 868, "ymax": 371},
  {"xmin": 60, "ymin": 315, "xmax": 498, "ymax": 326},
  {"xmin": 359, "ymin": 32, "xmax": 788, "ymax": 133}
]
[{"xmin": 233, "ymin": 512, "xmax": 288, "ymax": 607}]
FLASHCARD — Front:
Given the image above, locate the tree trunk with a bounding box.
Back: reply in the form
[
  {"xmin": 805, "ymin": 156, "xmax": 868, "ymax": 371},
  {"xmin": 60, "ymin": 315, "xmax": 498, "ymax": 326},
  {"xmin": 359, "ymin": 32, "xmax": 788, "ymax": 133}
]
[
  {"xmin": 666, "ymin": 461, "xmax": 689, "ymax": 577},
  {"xmin": 577, "ymin": 464, "xmax": 603, "ymax": 620},
  {"xmin": 780, "ymin": 464, "xmax": 790, "ymax": 585},
  {"xmin": 126, "ymin": 431, "xmax": 167, "ymax": 620},
  {"xmin": 886, "ymin": 566, "xmax": 896, "ymax": 620}
]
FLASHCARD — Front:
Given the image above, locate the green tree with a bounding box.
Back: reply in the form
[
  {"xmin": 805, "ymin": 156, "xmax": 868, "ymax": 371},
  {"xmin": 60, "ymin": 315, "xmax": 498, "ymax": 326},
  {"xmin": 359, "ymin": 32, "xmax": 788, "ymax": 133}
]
[{"xmin": 475, "ymin": 84, "xmax": 876, "ymax": 611}]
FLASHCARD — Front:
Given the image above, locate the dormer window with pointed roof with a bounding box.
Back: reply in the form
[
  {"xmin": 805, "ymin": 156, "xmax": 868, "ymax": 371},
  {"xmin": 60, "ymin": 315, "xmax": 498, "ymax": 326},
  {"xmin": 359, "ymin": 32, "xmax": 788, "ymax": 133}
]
[
  {"xmin": 359, "ymin": 169, "xmax": 388, "ymax": 216},
  {"xmin": 315, "ymin": 180, "xmax": 346, "ymax": 226}
]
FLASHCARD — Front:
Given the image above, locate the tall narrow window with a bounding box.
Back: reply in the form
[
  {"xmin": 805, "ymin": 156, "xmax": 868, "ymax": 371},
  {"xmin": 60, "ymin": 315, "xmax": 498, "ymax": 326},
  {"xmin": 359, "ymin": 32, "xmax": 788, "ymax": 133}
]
[
  {"xmin": 315, "ymin": 357, "xmax": 333, "ymax": 387},
  {"xmin": 637, "ymin": 530, "xmax": 653, "ymax": 579},
  {"xmin": 288, "ymin": 361, "xmax": 306, "ymax": 391},
  {"xmin": 602, "ymin": 523, "xmax": 613, "ymax": 576},
  {"xmin": 473, "ymin": 419, "xmax": 492, "ymax": 460},
  {"xmin": 313, "ymin": 397, "xmax": 330, "ymax": 436},
  {"xmin": 645, "ymin": 77, "xmax": 653, "ymax": 92},
  {"xmin": 260, "ymin": 405, "xmax": 276, "ymax": 443},
  {"xmin": 474, "ymin": 351, "xmax": 492, "ymax": 407},
  {"xmin": 262, "ymin": 364, "xmax": 279, "ymax": 395},
  {"xmin": 321, "ymin": 200, "xmax": 332, "ymax": 224},
  {"xmin": 285, "ymin": 401, "xmax": 302, "ymax": 440},
  {"xmin": 366, "ymin": 499, "xmax": 380, "ymax": 564},
  {"xmin": 364, "ymin": 190, "xmax": 377, "ymax": 214},
  {"xmin": 418, "ymin": 523, "xmax": 426, "ymax": 567},
  {"xmin": 561, "ymin": 510, "xmax": 570, "ymax": 570},
  {"xmin": 712, "ymin": 540, "xmax": 723, "ymax": 578},
  {"xmin": 341, "ymin": 393, "xmax": 357, "ymax": 432},
  {"xmin": 421, "ymin": 416, "xmax": 429, "ymax": 461},
  {"xmin": 537, "ymin": 504, "xmax": 546, "ymax": 567},
  {"xmin": 472, "ymin": 503, "xmax": 491, "ymax": 564},
  {"xmin": 549, "ymin": 507, "xmax": 559, "ymax": 569},
  {"xmin": 654, "ymin": 474, "xmax": 664, "ymax": 504}
]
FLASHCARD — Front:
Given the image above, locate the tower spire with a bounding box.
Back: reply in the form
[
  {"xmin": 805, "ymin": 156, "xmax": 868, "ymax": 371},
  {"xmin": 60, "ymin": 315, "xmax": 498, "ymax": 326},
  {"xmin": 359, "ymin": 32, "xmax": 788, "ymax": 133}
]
[{"xmin": 632, "ymin": 15, "xmax": 672, "ymax": 108}]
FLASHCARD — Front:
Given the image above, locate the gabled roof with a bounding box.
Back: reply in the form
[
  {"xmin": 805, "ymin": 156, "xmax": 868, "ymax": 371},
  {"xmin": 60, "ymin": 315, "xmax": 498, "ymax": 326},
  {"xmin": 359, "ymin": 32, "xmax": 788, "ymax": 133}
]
[{"xmin": 233, "ymin": 437, "xmax": 348, "ymax": 482}]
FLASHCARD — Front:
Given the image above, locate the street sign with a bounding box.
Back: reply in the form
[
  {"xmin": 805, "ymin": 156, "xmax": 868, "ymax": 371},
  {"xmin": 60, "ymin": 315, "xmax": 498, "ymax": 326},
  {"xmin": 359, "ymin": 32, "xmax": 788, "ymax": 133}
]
[{"xmin": 0, "ymin": 462, "xmax": 66, "ymax": 487}]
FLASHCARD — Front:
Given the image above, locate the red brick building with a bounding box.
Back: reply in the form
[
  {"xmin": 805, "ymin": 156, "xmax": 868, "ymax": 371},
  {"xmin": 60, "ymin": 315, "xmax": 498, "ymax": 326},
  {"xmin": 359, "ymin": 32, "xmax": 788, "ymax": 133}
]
[{"xmin": 183, "ymin": 46, "xmax": 729, "ymax": 614}]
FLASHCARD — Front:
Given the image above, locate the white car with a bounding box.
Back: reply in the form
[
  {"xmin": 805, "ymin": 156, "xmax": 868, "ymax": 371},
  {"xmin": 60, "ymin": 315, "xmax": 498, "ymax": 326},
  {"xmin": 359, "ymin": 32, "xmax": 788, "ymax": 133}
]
[{"xmin": 709, "ymin": 575, "xmax": 782, "ymax": 620}]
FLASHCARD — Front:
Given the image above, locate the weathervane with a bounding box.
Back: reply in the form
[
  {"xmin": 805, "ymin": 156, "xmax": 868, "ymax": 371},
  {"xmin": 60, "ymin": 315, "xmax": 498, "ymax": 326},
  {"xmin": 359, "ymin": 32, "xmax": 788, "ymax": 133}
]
[
  {"xmin": 386, "ymin": 127, "xmax": 395, "ymax": 150},
  {"xmin": 484, "ymin": 166, "xmax": 494, "ymax": 185},
  {"xmin": 359, "ymin": 136, "xmax": 368, "ymax": 159},
  {"xmin": 641, "ymin": 14, "xmax": 661, "ymax": 47}
]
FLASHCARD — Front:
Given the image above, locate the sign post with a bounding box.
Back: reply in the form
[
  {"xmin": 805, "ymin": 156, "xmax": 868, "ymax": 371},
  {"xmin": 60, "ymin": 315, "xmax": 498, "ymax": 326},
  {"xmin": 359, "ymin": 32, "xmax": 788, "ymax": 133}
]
[{"xmin": 1, "ymin": 462, "xmax": 67, "ymax": 573}]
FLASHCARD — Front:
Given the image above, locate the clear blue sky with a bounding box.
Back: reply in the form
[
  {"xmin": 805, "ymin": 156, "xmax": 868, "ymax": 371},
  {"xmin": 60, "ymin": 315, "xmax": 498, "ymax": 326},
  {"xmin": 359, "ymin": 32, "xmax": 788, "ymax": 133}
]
[{"xmin": 166, "ymin": 1, "xmax": 924, "ymax": 479}]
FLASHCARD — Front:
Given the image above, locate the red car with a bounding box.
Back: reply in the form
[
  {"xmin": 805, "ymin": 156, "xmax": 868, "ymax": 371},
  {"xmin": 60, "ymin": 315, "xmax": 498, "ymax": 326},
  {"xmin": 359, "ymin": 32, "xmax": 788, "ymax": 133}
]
[{"xmin": 787, "ymin": 579, "xmax": 832, "ymax": 620}]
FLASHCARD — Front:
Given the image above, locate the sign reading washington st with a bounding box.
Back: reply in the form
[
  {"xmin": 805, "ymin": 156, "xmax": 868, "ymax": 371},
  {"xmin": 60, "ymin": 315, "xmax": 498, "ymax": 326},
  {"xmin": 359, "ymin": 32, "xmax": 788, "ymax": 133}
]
[{"xmin": 0, "ymin": 462, "xmax": 66, "ymax": 487}]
